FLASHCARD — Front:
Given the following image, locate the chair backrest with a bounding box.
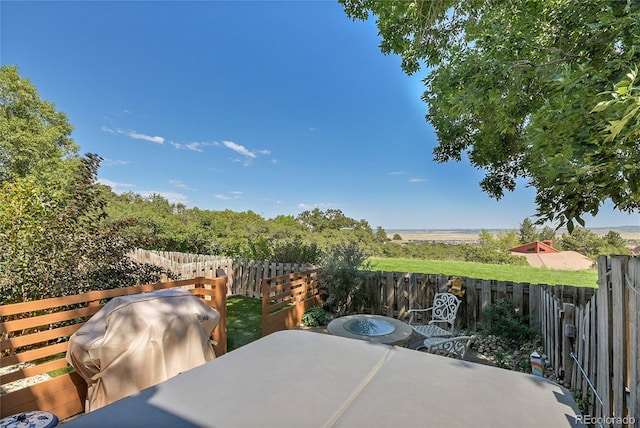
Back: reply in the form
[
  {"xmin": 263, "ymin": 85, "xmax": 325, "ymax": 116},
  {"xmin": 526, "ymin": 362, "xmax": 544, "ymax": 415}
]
[
  {"xmin": 427, "ymin": 335, "xmax": 475, "ymax": 359},
  {"xmin": 430, "ymin": 293, "xmax": 461, "ymax": 327}
]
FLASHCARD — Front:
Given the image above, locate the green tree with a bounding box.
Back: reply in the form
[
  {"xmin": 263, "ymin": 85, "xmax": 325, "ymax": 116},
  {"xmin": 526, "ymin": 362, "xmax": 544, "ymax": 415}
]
[
  {"xmin": 478, "ymin": 229, "xmax": 495, "ymax": 247},
  {"xmin": 539, "ymin": 226, "xmax": 557, "ymax": 243},
  {"xmin": 1, "ymin": 65, "xmax": 80, "ymax": 190},
  {"xmin": 518, "ymin": 218, "xmax": 539, "ymax": 244},
  {"xmin": 557, "ymin": 227, "xmax": 630, "ymax": 259},
  {"xmin": 0, "ymin": 67, "xmax": 167, "ymax": 303},
  {"xmin": 321, "ymin": 243, "xmax": 371, "ymax": 316},
  {"xmin": 603, "ymin": 230, "xmax": 626, "ymax": 249},
  {"xmin": 340, "ymin": 0, "xmax": 640, "ymax": 228}
]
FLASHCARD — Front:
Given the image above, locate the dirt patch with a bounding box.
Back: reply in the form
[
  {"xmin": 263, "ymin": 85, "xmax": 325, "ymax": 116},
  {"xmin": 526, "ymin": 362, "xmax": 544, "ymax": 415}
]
[{"xmin": 388, "ymin": 231, "xmax": 480, "ymax": 243}]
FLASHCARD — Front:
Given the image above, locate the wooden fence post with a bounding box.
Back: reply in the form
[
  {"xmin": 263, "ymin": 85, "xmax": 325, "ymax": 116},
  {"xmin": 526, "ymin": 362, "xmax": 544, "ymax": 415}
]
[
  {"xmin": 562, "ymin": 302, "xmax": 575, "ymax": 386},
  {"xmin": 596, "ymin": 255, "xmax": 612, "ymax": 420},
  {"xmin": 610, "ymin": 256, "xmax": 627, "ymax": 423},
  {"xmin": 529, "ymin": 284, "xmax": 540, "ymax": 328},
  {"xmin": 629, "ymin": 257, "xmax": 639, "ymax": 428}
]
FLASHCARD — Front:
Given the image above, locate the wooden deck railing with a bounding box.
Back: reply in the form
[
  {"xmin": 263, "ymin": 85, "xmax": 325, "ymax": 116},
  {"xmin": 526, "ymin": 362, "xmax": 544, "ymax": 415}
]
[
  {"xmin": 0, "ymin": 274, "xmax": 228, "ymax": 421},
  {"xmin": 261, "ymin": 268, "xmax": 323, "ymax": 336}
]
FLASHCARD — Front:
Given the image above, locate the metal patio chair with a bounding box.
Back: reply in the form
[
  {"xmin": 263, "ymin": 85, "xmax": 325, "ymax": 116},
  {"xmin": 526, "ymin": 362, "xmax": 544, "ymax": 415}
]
[
  {"xmin": 423, "ymin": 335, "xmax": 476, "ymax": 359},
  {"xmin": 405, "ymin": 292, "xmax": 461, "ymax": 342}
]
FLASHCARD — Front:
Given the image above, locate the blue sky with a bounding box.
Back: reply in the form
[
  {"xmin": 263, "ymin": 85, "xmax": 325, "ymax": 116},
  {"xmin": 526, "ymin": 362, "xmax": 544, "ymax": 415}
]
[{"xmin": 2, "ymin": 1, "xmax": 637, "ymax": 230}]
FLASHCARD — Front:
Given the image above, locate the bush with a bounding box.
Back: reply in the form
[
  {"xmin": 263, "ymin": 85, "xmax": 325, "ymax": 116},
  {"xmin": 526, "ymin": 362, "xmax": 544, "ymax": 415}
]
[
  {"xmin": 302, "ymin": 307, "xmax": 328, "ymax": 327},
  {"xmin": 321, "ymin": 243, "xmax": 372, "ymax": 315},
  {"xmin": 478, "ymin": 299, "xmax": 537, "ymax": 341}
]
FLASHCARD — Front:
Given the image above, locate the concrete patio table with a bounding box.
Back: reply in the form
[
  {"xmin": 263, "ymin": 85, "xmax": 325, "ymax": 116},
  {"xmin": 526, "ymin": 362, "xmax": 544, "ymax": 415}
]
[
  {"xmin": 327, "ymin": 314, "xmax": 412, "ymax": 346},
  {"xmin": 62, "ymin": 330, "xmax": 585, "ymax": 427}
]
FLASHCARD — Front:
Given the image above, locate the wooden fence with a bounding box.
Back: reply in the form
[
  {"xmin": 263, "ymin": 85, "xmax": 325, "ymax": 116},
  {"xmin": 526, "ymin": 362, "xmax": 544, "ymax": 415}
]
[
  {"xmin": 538, "ymin": 255, "xmax": 639, "ymax": 427},
  {"xmin": 0, "ymin": 275, "xmax": 228, "ymax": 421},
  {"xmin": 128, "ymin": 249, "xmax": 314, "ymax": 298},
  {"xmin": 357, "ymin": 272, "xmax": 595, "ymax": 330},
  {"xmin": 261, "ymin": 268, "xmax": 323, "ymax": 336}
]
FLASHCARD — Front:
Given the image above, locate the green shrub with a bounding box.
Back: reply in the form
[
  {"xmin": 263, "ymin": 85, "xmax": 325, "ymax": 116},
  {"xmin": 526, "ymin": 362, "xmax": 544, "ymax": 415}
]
[
  {"xmin": 478, "ymin": 299, "xmax": 537, "ymax": 341},
  {"xmin": 321, "ymin": 243, "xmax": 372, "ymax": 315},
  {"xmin": 302, "ymin": 307, "xmax": 328, "ymax": 327}
]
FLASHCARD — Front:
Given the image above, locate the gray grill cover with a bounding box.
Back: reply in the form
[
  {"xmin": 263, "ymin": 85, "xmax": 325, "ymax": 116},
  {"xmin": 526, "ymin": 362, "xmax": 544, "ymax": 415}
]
[{"xmin": 66, "ymin": 288, "xmax": 219, "ymax": 412}]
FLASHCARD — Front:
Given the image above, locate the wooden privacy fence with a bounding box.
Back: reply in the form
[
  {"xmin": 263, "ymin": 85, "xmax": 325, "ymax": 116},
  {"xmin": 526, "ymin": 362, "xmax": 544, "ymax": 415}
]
[
  {"xmin": 538, "ymin": 255, "xmax": 639, "ymax": 426},
  {"xmin": 0, "ymin": 275, "xmax": 228, "ymax": 421},
  {"xmin": 129, "ymin": 249, "xmax": 314, "ymax": 298},
  {"xmin": 261, "ymin": 268, "xmax": 323, "ymax": 336},
  {"xmin": 358, "ymin": 272, "xmax": 595, "ymax": 330}
]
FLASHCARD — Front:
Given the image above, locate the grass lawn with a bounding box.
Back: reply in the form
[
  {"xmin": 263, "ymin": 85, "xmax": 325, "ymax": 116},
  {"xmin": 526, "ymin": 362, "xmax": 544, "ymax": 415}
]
[
  {"xmin": 226, "ymin": 296, "xmax": 262, "ymax": 351},
  {"xmin": 368, "ymin": 257, "xmax": 598, "ymax": 287}
]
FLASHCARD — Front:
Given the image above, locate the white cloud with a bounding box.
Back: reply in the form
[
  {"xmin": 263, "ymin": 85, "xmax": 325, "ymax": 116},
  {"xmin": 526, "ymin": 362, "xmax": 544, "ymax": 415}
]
[
  {"xmin": 409, "ymin": 178, "xmax": 427, "ymax": 183},
  {"xmin": 389, "ymin": 171, "xmax": 406, "ymax": 175},
  {"xmin": 169, "ymin": 180, "xmax": 193, "ymax": 190},
  {"xmin": 214, "ymin": 191, "xmax": 243, "ymax": 200},
  {"xmin": 170, "ymin": 141, "xmax": 216, "ymax": 152},
  {"xmin": 128, "ymin": 131, "xmax": 165, "ymax": 144},
  {"xmin": 101, "ymin": 125, "xmax": 117, "ymax": 134},
  {"xmin": 222, "ymin": 141, "xmax": 256, "ymax": 158},
  {"xmin": 101, "ymin": 125, "xmax": 165, "ymax": 144},
  {"xmin": 258, "ymin": 149, "xmax": 271, "ymax": 155},
  {"xmin": 101, "ymin": 158, "xmax": 131, "ymax": 167},
  {"xmin": 138, "ymin": 190, "xmax": 189, "ymax": 204},
  {"xmin": 97, "ymin": 178, "xmax": 135, "ymax": 191}
]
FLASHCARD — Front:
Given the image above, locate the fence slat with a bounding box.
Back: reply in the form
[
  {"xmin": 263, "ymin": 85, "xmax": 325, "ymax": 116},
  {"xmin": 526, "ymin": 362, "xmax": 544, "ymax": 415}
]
[
  {"xmin": 610, "ymin": 256, "xmax": 627, "ymax": 424},
  {"xmin": 629, "ymin": 258, "xmax": 639, "ymax": 428},
  {"xmin": 562, "ymin": 303, "xmax": 575, "ymax": 386},
  {"xmin": 480, "ymin": 280, "xmax": 491, "ymax": 321},
  {"xmin": 596, "ymin": 255, "xmax": 612, "ymax": 420}
]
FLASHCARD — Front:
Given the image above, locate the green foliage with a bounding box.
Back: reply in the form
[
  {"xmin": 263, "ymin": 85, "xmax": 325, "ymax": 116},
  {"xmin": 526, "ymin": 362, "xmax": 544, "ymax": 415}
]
[
  {"xmin": 478, "ymin": 299, "xmax": 537, "ymax": 342},
  {"xmin": 559, "ymin": 227, "xmax": 631, "ymax": 259},
  {"xmin": 380, "ymin": 239, "xmax": 527, "ymax": 265},
  {"xmin": 322, "ymin": 243, "xmax": 372, "ymax": 315},
  {"xmin": 0, "ymin": 67, "xmax": 172, "ymax": 304},
  {"xmin": 241, "ymin": 236, "xmax": 322, "ymax": 264},
  {"xmin": 339, "ymin": 0, "xmax": 640, "ymax": 227},
  {"xmin": 392, "ymin": 233, "xmax": 402, "ymax": 241},
  {"xmin": 539, "ymin": 226, "xmax": 557, "ymax": 242},
  {"xmin": 1, "ymin": 65, "xmax": 79, "ymax": 187},
  {"xmin": 302, "ymin": 306, "xmax": 329, "ymax": 327},
  {"xmin": 518, "ymin": 218, "xmax": 558, "ymax": 245},
  {"xmin": 572, "ymin": 389, "xmax": 592, "ymax": 415},
  {"xmin": 518, "ymin": 218, "xmax": 538, "ymax": 244},
  {"xmin": 104, "ymin": 194, "xmax": 386, "ymax": 261},
  {"xmin": 478, "ymin": 229, "xmax": 520, "ymax": 251}
]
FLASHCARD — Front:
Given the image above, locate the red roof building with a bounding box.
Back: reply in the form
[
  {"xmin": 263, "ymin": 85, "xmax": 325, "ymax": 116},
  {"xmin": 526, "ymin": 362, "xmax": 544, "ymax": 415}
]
[{"xmin": 509, "ymin": 240, "xmax": 559, "ymax": 254}]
